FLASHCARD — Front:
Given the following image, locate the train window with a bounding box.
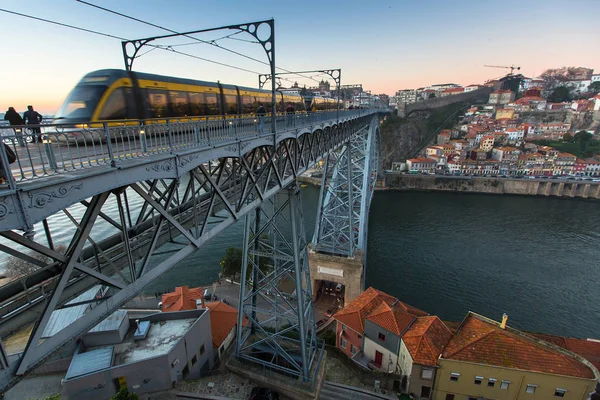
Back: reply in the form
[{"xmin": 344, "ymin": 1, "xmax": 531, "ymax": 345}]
[
  {"xmin": 54, "ymin": 85, "xmax": 106, "ymax": 121},
  {"xmin": 169, "ymin": 91, "xmax": 189, "ymax": 117},
  {"xmin": 189, "ymin": 92, "xmax": 205, "ymax": 116},
  {"xmin": 205, "ymin": 93, "xmax": 219, "ymax": 115},
  {"xmin": 147, "ymin": 89, "xmax": 168, "ymax": 118},
  {"xmin": 98, "ymin": 88, "xmax": 128, "ymax": 120},
  {"xmin": 241, "ymin": 95, "xmax": 255, "ymax": 114},
  {"xmin": 223, "ymin": 94, "xmax": 238, "ymax": 114}
]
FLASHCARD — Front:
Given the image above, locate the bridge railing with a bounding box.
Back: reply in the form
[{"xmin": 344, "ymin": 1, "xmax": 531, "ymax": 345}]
[{"xmin": 0, "ymin": 109, "xmax": 380, "ymax": 184}]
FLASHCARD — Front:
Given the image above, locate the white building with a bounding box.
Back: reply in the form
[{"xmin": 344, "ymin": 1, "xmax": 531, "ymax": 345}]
[{"xmin": 395, "ymin": 89, "xmax": 417, "ymax": 104}]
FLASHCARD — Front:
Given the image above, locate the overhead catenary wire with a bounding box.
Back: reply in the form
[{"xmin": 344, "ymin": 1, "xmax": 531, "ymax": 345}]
[
  {"xmin": 73, "ymin": 0, "xmax": 323, "ymax": 85},
  {"xmin": 0, "ymin": 7, "xmax": 262, "ymax": 76}
]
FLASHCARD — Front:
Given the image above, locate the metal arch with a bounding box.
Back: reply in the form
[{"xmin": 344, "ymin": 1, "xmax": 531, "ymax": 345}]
[
  {"xmin": 0, "ymin": 114, "xmax": 381, "ymax": 393},
  {"xmin": 312, "ymin": 115, "xmax": 380, "ymax": 257}
]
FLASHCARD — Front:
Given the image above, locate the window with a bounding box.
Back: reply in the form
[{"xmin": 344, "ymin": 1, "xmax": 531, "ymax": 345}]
[
  {"xmin": 99, "ymin": 88, "xmax": 130, "ymax": 120},
  {"xmin": 147, "ymin": 89, "xmax": 168, "ymax": 118},
  {"xmin": 182, "ymin": 364, "xmax": 189, "ymax": 378},
  {"xmin": 421, "ymin": 368, "xmax": 433, "ymax": 380},
  {"xmin": 488, "ymin": 378, "xmax": 497, "ymax": 387},
  {"xmin": 189, "ymin": 92, "xmax": 206, "ymax": 116},
  {"xmin": 223, "ymin": 94, "xmax": 238, "ymax": 114},
  {"xmin": 191, "ymin": 355, "xmax": 197, "ymax": 365},
  {"xmin": 500, "ymin": 380, "xmax": 510, "ymax": 390},
  {"xmin": 169, "ymin": 91, "xmax": 189, "ymax": 117},
  {"xmin": 474, "ymin": 376, "xmax": 483, "ymax": 385},
  {"xmin": 378, "ymin": 332, "xmax": 386, "ymax": 341},
  {"xmin": 342, "ymin": 324, "xmax": 346, "ymax": 332},
  {"xmin": 340, "ymin": 338, "xmax": 347, "ymax": 349},
  {"xmin": 444, "ymin": 395, "xmax": 455, "ymax": 400},
  {"xmin": 350, "ymin": 345, "xmax": 357, "ymax": 355},
  {"xmin": 526, "ymin": 384, "xmax": 537, "ymax": 394},
  {"xmin": 450, "ymin": 372, "xmax": 460, "ymax": 382},
  {"xmin": 200, "ymin": 344, "xmax": 205, "ymax": 355},
  {"xmin": 205, "ymin": 93, "xmax": 220, "ymax": 115},
  {"xmin": 554, "ymin": 389, "xmax": 567, "ymax": 397}
]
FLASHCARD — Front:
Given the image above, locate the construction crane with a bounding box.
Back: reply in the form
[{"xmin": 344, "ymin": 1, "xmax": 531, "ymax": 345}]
[{"xmin": 484, "ymin": 64, "xmax": 521, "ymax": 75}]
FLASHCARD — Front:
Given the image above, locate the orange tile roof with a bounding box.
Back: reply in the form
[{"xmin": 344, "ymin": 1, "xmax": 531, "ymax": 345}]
[
  {"xmin": 403, "ymin": 316, "xmax": 453, "ymax": 367},
  {"xmin": 205, "ymin": 301, "xmax": 248, "ymax": 347},
  {"xmin": 408, "ymin": 157, "xmax": 437, "ymax": 163},
  {"xmin": 334, "ymin": 287, "xmax": 397, "ymax": 333},
  {"xmin": 530, "ymin": 333, "xmax": 600, "ymax": 371},
  {"xmin": 442, "ymin": 313, "xmax": 595, "ymax": 379},
  {"xmin": 366, "ymin": 302, "xmax": 416, "ymax": 336},
  {"xmin": 161, "ymin": 285, "xmax": 204, "ymax": 312}
]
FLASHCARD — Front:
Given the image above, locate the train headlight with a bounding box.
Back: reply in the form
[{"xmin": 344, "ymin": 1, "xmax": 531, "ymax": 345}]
[{"xmin": 140, "ymin": 129, "xmax": 145, "ymax": 135}]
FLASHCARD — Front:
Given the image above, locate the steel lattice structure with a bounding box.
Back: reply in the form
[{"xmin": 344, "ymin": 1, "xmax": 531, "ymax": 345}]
[
  {"xmin": 236, "ymin": 185, "xmax": 320, "ymax": 381},
  {"xmin": 313, "ymin": 118, "xmax": 380, "ymax": 257},
  {"xmin": 0, "ymin": 112, "xmax": 383, "ymax": 393}
]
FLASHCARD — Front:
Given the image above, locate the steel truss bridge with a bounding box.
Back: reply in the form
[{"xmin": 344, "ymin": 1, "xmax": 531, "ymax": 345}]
[{"xmin": 0, "ymin": 107, "xmax": 385, "ymax": 392}]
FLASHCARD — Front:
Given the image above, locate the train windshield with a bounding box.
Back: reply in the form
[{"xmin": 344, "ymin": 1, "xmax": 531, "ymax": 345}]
[{"xmin": 54, "ymin": 85, "xmax": 106, "ymax": 122}]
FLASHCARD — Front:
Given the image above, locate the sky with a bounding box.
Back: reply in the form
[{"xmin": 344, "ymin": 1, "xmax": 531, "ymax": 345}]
[{"xmin": 1, "ymin": 0, "xmax": 600, "ymax": 115}]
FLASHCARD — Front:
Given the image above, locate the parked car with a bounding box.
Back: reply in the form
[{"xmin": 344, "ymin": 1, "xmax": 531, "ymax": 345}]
[
  {"xmin": 249, "ymin": 387, "xmax": 280, "ymax": 400},
  {"xmin": 326, "ymin": 307, "xmax": 338, "ymax": 317},
  {"xmin": 316, "ymin": 318, "xmax": 328, "ymax": 328},
  {"xmin": 335, "ymin": 283, "xmax": 343, "ymax": 293}
]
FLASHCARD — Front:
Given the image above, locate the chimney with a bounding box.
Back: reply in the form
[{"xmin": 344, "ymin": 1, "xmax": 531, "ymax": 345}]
[
  {"xmin": 135, "ymin": 319, "xmax": 140, "ymax": 334},
  {"xmin": 500, "ymin": 313, "xmax": 508, "ymax": 329}
]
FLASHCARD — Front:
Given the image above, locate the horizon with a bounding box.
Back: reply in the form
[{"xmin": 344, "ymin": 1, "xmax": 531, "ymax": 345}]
[{"xmin": 1, "ymin": 0, "xmax": 600, "ymax": 115}]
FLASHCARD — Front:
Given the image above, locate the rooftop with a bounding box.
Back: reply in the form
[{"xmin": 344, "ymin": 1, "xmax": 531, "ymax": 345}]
[
  {"xmin": 530, "ymin": 333, "xmax": 600, "ymax": 371},
  {"xmin": 113, "ymin": 317, "xmax": 196, "ymax": 365},
  {"xmin": 334, "ymin": 287, "xmax": 397, "ymax": 333},
  {"xmin": 442, "ymin": 312, "xmax": 596, "ymax": 379},
  {"xmin": 403, "ymin": 316, "xmax": 453, "ymax": 367},
  {"xmin": 205, "ymin": 301, "xmax": 247, "ymax": 347},
  {"xmin": 162, "ymin": 285, "xmax": 205, "ymax": 312},
  {"xmin": 366, "ymin": 302, "xmax": 415, "ymax": 336}
]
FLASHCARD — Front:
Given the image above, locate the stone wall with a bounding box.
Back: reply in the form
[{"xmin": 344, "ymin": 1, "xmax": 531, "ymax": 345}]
[
  {"xmin": 398, "ymin": 87, "xmax": 492, "ymax": 117},
  {"xmin": 383, "ymin": 174, "xmax": 600, "ymax": 199}
]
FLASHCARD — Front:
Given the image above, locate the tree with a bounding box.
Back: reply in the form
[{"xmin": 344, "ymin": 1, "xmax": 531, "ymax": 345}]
[
  {"xmin": 589, "ymin": 81, "xmax": 600, "ymax": 93},
  {"xmin": 562, "ymin": 133, "xmax": 573, "ymax": 142},
  {"xmin": 540, "ymin": 66, "xmax": 581, "ymax": 91},
  {"xmin": 428, "ymin": 93, "xmax": 436, "ymax": 99},
  {"xmin": 547, "ymin": 86, "xmax": 572, "ymax": 103},
  {"xmin": 220, "ymin": 247, "xmax": 242, "ymax": 279},
  {"xmin": 4, "ymin": 245, "xmax": 66, "ymax": 278},
  {"xmin": 574, "ymin": 130, "xmax": 592, "ymax": 143}
]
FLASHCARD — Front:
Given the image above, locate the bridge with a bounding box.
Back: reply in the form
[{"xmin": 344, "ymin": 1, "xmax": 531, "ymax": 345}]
[{"xmin": 0, "ymin": 107, "xmax": 387, "ymax": 394}]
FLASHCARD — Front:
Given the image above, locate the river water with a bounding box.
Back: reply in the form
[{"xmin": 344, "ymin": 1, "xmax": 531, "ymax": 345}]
[{"xmin": 2, "ymin": 186, "xmax": 598, "ymax": 339}]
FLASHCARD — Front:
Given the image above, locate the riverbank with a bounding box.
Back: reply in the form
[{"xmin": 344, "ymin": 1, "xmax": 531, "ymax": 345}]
[
  {"xmin": 297, "ymin": 175, "xmax": 321, "ymax": 186},
  {"xmin": 383, "ymin": 174, "xmax": 600, "ymax": 199}
]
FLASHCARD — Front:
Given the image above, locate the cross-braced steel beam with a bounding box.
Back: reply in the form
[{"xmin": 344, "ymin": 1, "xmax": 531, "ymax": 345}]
[
  {"xmin": 236, "ymin": 185, "xmax": 319, "ymax": 381},
  {"xmin": 313, "ymin": 118, "xmax": 380, "ymax": 257}
]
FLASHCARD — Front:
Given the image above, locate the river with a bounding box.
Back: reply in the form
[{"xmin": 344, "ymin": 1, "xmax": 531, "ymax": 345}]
[{"xmin": 2, "ymin": 186, "xmax": 598, "ymax": 339}]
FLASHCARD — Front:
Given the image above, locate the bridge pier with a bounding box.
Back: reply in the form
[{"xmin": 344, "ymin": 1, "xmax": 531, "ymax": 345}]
[{"xmin": 308, "ymin": 244, "xmax": 364, "ymax": 304}]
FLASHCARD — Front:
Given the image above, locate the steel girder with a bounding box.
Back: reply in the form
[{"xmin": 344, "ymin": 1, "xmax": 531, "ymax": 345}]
[
  {"xmin": 235, "ymin": 185, "xmax": 319, "ymax": 381},
  {"xmin": 0, "ymin": 117, "xmax": 375, "ymax": 394},
  {"xmin": 313, "ymin": 118, "xmax": 380, "ymax": 257}
]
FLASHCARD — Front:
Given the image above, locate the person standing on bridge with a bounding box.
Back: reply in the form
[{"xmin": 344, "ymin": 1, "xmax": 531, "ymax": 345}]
[
  {"xmin": 285, "ymin": 103, "xmax": 295, "ymax": 127},
  {"xmin": 23, "ymin": 105, "xmax": 43, "ymax": 143},
  {"xmin": 4, "ymin": 107, "xmax": 25, "ymax": 147},
  {"xmin": 256, "ymin": 102, "xmax": 266, "ymax": 133}
]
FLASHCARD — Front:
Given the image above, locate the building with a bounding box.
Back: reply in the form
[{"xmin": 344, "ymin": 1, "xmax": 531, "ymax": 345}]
[
  {"xmin": 63, "ymin": 310, "xmax": 214, "ymax": 399},
  {"xmin": 585, "ymin": 158, "xmax": 600, "ymax": 176},
  {"xmin": 433, "ymin": 312, "xmax": 599, "ymax": 400},
  {"xmin": 396, "ymin": 89, "xmax": 418, "ymax": 104},
  {"xmin": 161, "ymin": 285, "xmax": 205, "ymax": 312},
  {"xmin": 488, "ymin": 90, "xmax": 516, "ymax": 105},
  {"xmin": 480, "ymin": 135, "xmax": 495, "ymax": 152},
  {"xmin": 398, "ymin": 316, "xmax": 453, "ymax": 399},
  {"xmin": 495, "ymin": 108, "xmax": 515, "ymax": 120},
  {"xmin": 464, "ymin": 84, "xmax": 481, "ymax": 92},
  {"xmin": 205, "ymin": 301, "xmax": 246, "ymax": 360},
  {"xmin": 407, "ymin": 158, "xmax": 437, "ymax": 173},
  {"xmin": 437, "ymin": 131, "xmax": 451, "ymax": 144},
  {"xmin": 440, "ymin": 87, "xmax": 465, "ymax": 97},
  {"xmin": 334, "ymin": 287, "xmax": 398, "ymax": 359}
]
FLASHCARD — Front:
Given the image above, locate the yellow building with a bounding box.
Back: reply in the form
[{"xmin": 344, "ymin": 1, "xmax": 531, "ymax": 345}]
[
  {"xmin": 433, "ymin": 313, "xmax": 599, "ymax": 400},
  {"xmin": 495, "ymin": 108, "xmax": 515, "ymax": 120}
]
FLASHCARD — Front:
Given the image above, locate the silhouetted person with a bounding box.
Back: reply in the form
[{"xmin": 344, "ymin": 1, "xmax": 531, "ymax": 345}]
[
  {"xmin": 4, "ymin": 107, "xmax": 25, "ymax": 147},
  {"xmin": 256, "ymin": 102, "xmax": 266, "ymax": 132},
  {"xmin": 23, "ymin": 105, "xmax": 43, "ymax": 143},
  {"xmin": 285, "ymin": 103, "xmax": 295, "ymax": 127}
]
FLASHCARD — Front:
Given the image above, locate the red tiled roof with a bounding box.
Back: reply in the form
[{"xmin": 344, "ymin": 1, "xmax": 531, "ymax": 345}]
[
  {"xmin": 408, "ymin": 157, "xmax": 437, "ymax": 164},
  {"xmin": 205, "ymin": 301, "xmax": 248, "ymax": 347},
  {"xmin": 161, "ymin": 285, "xmax": 204, "ymax": 312},
  {"xmin": 442, "ymin": 313, "xmax": 595, "ymax": 379},
  {"xmin": 334, "ymin": 287, "xmax": 397, "ymax": 333},
  {"xmin": 530, "ymin": 333, "xmax": 600, "ymax": 371},
  {"xmin": 366, "ymin": 302, "xmax": 416, "ymax": 336},
  {"xmin": 403, "ymin": 316, "xmax": 453, "ymax": 367}
]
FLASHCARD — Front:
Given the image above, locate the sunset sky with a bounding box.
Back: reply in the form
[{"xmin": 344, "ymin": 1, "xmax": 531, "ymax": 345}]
[{"xmin": 1, "ymin": 0, "xmax": 599, "ymax": 115}]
